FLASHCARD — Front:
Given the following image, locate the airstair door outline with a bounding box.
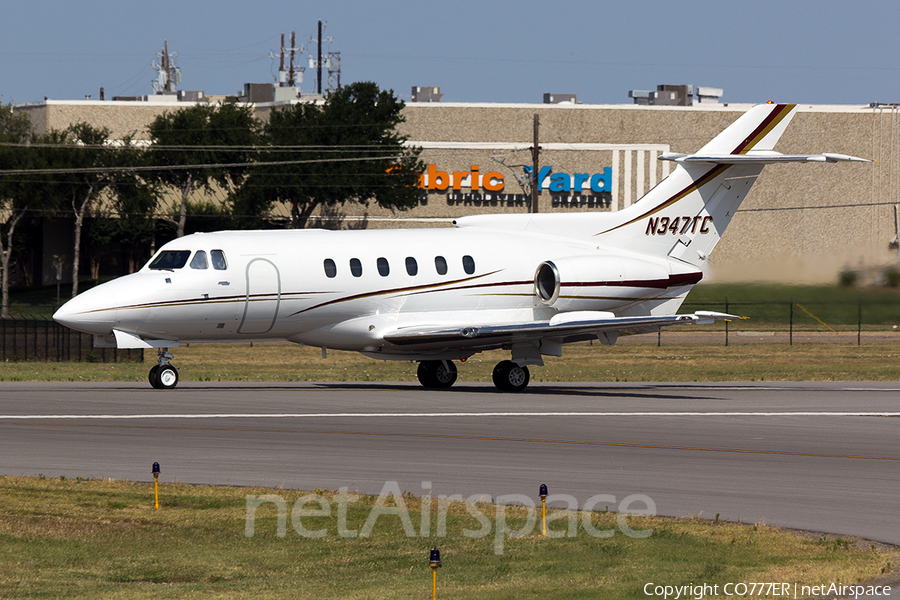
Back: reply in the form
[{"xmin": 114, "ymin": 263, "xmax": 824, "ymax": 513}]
[{"xmin": 237, "ymin": 258, "xmax": 281, "ymax": 335}]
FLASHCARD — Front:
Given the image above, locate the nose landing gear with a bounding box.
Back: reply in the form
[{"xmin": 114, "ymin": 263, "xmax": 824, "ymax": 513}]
[{"xmin": 149, "ymin": 348, "xmax": 179, "ymax": 389}]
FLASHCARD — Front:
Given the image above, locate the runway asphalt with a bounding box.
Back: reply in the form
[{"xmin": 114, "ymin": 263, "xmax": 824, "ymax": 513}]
[{"xmin": 1, "ymin": 380, "xmax": 898, "ymax": 552}]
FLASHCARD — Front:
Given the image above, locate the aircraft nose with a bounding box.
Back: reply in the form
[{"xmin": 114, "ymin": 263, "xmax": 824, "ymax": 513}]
[{"xmin": 53, "ymin": 284, "xmax": 117, "ymax": 335}]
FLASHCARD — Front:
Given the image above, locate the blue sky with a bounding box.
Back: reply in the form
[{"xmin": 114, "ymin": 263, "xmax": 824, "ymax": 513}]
[{"xmin": 2, "ymin": 0, "xmax": 897, "ymax": 106}]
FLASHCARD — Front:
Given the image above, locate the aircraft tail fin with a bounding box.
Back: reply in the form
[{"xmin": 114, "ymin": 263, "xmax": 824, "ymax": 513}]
[
  {"xmin": 596, "ymin": 103, "xmax": 867, "ymax": 267},
  {"xmin": 455, "ymin": 103, "xmax": 867, "ymax": 267}
]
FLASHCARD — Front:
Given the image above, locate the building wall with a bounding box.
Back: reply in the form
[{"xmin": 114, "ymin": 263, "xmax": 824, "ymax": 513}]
[{"xmin": 14, "ymin": 99, "xmax": 900, "ymax": 283}]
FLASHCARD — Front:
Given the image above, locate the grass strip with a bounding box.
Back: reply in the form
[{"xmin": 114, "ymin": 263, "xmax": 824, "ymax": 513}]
[
  {"xmin": 2, "ymin": 342, "xmax": 900, "ymax": 383},
  {"xmin": 0, "ymin": 476, "xmax": 896, "ymax": 599}
]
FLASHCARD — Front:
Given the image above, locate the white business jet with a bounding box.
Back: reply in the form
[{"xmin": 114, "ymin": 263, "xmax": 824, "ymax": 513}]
[{"xmin": 53, "ymin": 103, "xmax": 867, "ymax": 391}]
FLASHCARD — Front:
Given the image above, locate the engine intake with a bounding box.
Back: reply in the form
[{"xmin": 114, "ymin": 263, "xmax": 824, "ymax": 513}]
[{"xmin": 534, "ymin": 261, "xmax": 561, "ymax": 305}]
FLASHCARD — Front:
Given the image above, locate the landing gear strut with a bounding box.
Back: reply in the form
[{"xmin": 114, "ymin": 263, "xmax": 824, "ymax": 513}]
[
  {"xmin": 149, "ymin": 348, "xmax": 179, "ymax": 390},
  {"xmin": 417, "ymin": 360, "xmax": 458, "ymax": 389},
  {"xmin": 492, "ymin": 360, "xmax": 530, "ymax": 392}
]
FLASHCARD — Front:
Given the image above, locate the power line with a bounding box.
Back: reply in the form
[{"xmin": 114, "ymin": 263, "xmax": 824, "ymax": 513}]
[{"xmin": 0, "ymin": 154, "xmax": 412, "ymax": 176}]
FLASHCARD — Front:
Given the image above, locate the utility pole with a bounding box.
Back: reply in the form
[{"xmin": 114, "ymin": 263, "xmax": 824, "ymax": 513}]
[
  {"xmin": 317, "ymin": 20, "xmax": 323, "ymax": 94},
  {"xmin": 306, "ymin": 20, "xmax": 336, "ymax": 93},
  {"xmin": 531, "ymin": 114, "xmax": 540, "ymax": 213}
]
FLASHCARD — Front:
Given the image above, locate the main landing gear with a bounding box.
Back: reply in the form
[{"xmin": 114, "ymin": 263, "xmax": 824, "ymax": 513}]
[
  {"xmin": 417, "ymin": 360, "xmax": 458, "ymax": 389},
  {"xmin": 416, "ymin": 359, "xmax": 530, "ymax": 392},
  {"xmin": 491, "ymin": 360, "xmax": 530, "ymax": 393},
  {"xmin": 149, "ymin": 348, "xmax": 179, "ymax": 390}
]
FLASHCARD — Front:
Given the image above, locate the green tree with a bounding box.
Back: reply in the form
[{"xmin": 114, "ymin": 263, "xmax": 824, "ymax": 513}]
[
  {"xmin": 110, "ymin": 175, "xmax": 160, "ymax": 273},
  {"xmin": 0, "ymin": 106, "xmax": 56, "ymax": 317},
  {"xmin": 233, "ymin": 82, "xmax": 423, "ymax": 228},
  {"xmin": 61, "ymin": 123, "xmax": 119, "ymax": 297},
  {"xmin": 147, "ymin": 103, "xmax": 259, "ymax": 238}
]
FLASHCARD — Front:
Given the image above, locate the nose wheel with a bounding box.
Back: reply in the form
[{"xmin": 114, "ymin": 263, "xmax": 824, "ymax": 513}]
[{"xmin": 149, "ymin": 349, "xmax": 179, "ymax": 389}]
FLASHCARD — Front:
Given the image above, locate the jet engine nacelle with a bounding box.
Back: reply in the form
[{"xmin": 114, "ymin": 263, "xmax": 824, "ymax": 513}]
[{"xmin": 534, "ymin": 254, "xmax": 671, "ymax": 311}]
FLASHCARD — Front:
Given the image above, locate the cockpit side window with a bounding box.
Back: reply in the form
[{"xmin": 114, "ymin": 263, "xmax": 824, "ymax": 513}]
[
  {"xmin": 211, "ymin": 250, "xmax": 227, "ymax": 270},
  {"xmin": 148, "ymin": 250, "xmax": 191, "ymax": 270},
  {"xmin": 190, "ymin": 250, "xmax": 208, "ymax": 270}
]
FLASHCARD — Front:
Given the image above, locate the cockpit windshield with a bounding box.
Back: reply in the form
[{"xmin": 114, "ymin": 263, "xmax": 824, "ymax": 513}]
[{"xmin": 148, "ymin": 250, "xmax": 191, "ymax": 270}]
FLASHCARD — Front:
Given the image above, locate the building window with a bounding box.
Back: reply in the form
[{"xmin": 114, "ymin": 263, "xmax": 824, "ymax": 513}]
[
  {"xmin": 405, "ymin": 257, "xmax": 418, "ymax": 276},
  {"xmin": 190, "ymin": 251, "xmax": 208, "ymax": 270},
  {"xmin": 435, "ymin": 256, "xmax": 448, "ymax": 275},
  {"xmin": 324, "ymin": 258, "xmax": 337, "ymax": 278},
  {"xmin": 377, "ymin": 257, "xmax": 390, "ymax": 277},
  {"xmin": 462, "ymin": 255, "xmax": 475, "ymax": 275},
  {"xmin": 211, "ymin": 250, "xmax": 227, "ymax": 270},
  {"xmin": 350, "ymin": 258, "xmax": 363, "ymax": 277}
]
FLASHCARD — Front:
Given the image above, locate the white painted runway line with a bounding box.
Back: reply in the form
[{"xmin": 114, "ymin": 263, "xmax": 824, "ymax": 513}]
[{"xmin": 1, "ymin": 411, "xmax": 899, "ymax": 420}]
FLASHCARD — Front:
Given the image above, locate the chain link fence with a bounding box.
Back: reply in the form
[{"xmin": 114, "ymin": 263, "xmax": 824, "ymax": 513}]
[
  {"xmin": 636, "ymin": 300, "xmax": 900, "ymax": 345},
  {"xmin": 1, "ymin": 317, "xmax": 143, "ymax": 363}
]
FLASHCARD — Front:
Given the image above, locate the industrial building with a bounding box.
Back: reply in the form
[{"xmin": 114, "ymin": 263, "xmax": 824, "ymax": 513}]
[{"xmin": 14, "ymin": 93, "xmax": 900, "ymax": 284}]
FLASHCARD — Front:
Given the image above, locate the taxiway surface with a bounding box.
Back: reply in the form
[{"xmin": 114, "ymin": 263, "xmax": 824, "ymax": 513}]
[{"xmin": 1, "ymin": 381, "xmax": 897, "ymax": 546}]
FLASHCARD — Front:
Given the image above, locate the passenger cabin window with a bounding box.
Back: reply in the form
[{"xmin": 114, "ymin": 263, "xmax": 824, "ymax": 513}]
[
  {"xmin": 405, "ymin": 257, "xmax": 418, "ymax": 276},
  {"xmin": 211, "ymin": 249, "xmax": 227, "ymax": 270},
  {"xmin": 377, "ymin": 257, "xmax": 390, "ymax": 277},
  {"xmin": 350, "ymin": 258, "xmax": 363, "ymax": 277},
  {"xmin": 462, "ymin": 255, "xmax": 475, "ymax": 275},
  {"xmin": 324, "ymin": 258, "xmax": 337, "ymax": 278},
  {"xmin": 435, "ymin": 255, "xmax": 448, "ymax": 275},
  {"xmin": 149, "ymin": 250, "xmax": 191, "ymax": 270},
  {"xmin": 190, "ymin": 251, "xmax": 208, "ymax": 270}
]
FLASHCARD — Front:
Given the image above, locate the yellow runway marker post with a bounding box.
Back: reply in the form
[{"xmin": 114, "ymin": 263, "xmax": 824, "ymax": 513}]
[
  {"xmin": 539, "ymin": 483, "xmax": 548, "ymax": 536},
  {"xmin": 429, "ymin": 547, "xmax": 441, "ymax": 599},
  {"xmin": 152, "ymin": 462, "xmax": 160, "ymax": 510}
]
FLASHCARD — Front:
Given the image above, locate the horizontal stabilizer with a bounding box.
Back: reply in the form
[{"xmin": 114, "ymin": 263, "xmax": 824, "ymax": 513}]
[{"xmin": 659, "ymin": 152, "xmax": 870, "ymax": 165}]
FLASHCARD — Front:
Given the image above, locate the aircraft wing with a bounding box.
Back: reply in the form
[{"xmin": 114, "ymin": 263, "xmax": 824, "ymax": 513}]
[{"xmin": 382, "ymin": 310, "xmax": 739, "ymax": 347}]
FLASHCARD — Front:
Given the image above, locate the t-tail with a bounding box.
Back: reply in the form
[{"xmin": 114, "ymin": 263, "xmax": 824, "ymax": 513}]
[{"xmin": 595, "ymin": 103, "xmax": 868, "ymax": 268}]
